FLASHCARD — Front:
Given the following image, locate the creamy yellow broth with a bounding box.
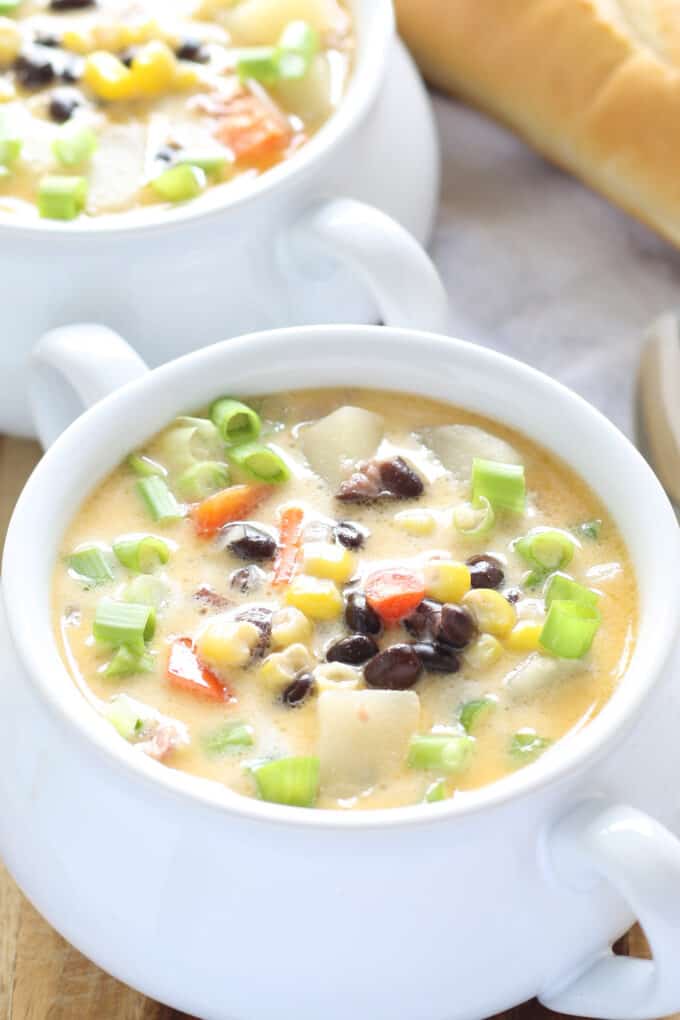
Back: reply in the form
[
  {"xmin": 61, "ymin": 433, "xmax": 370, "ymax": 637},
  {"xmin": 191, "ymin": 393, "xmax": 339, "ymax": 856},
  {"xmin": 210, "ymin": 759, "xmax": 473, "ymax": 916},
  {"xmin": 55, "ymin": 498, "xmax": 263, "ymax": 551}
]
[
  {"xmin": 0, "ymin": 0, "xmax": 353, "ymax": 220},
  {"xmin": 52, "ymin": 389, "xmax": 637, "ymax": 810}
]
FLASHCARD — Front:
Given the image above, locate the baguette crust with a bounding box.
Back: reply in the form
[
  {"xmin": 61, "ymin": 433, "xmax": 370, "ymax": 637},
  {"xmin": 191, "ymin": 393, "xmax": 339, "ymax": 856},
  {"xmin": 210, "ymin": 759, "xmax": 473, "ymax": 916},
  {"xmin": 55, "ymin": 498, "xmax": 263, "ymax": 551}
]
[{"xmin": 395, "ymin": 0, "xmax": 680, "ymax": 247}]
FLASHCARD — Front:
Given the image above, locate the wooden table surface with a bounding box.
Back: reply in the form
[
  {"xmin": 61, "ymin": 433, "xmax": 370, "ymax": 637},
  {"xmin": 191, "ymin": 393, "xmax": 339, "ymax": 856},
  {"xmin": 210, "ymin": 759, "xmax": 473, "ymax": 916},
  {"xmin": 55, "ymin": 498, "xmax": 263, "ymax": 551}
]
[{"xmin": 0, "ymin": 437, "xmax": 663, "ymax": 1020}]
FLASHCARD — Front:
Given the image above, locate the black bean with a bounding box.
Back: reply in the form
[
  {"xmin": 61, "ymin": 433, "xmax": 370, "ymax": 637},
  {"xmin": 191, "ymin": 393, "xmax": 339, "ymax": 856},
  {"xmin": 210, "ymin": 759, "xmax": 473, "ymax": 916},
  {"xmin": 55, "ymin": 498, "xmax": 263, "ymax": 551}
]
[
  {"xmin": 33, "ymin": 32, "xmax": 60, "ymax": 47},
  {"xmin": 176, "ymin": 37, "xmax": 209, "ymax": 63},
  {"xmin": 364, "ymin": 645, "xmax": 423, "ymax": 690},
  {"xmin": 225, "ymin": 523, "xmax": 277, "ymax": 562},
  {"xmin": 403, "ymin": 598, "xmax": 442, "ymax": 640},
  {"xmin": 411, "ymin": 641, "xmax": 461, "ymax": 674},
  {"xmin": 335, "ymin": 520, "xmax": 366, "ymax": 550},
  {"xmin": 467, "ymin": 554, "xmax": 505, "ymax": 590},
  {"xmin": 505, "ymin": 587, "xmax": 521, "ymax": 604},
  {"xmin": 281, "ymin": 672, "xmax": 315, "ymax": 707},
  {"xmin": 345, "ymin": 591, "xmax": 382, "ymax": 637},
  {"xmin": 48, "ymin": 86, "xmax": 83, "ymax": 123},
  {"xmin": 119, "ymin": 46, "xmax": 138, "ymax": 68},
  {"xmin": 14, "ymin": 49, "xmax": 55, "ymax": 89},
  {"xmin": 229, "ymin": 564, "xmax": 265, "ymax": 594},
  {"xmin": 50, "ymin": 0, "xmax": 96, "ymax": 9},
  {"xmin": 379, "ymin": 457, "xmax": 424, "ymax": 499},
  {"xmin": 437, "ymin": 604, "xmax": 477, "ymax": 648},
  {"xmin": 59, "ymin": 56, "xmax": 82, "ymax": 82},
  {"xmin": 327, "ymin": 634, "xmax": 379, "ymax": 666}
]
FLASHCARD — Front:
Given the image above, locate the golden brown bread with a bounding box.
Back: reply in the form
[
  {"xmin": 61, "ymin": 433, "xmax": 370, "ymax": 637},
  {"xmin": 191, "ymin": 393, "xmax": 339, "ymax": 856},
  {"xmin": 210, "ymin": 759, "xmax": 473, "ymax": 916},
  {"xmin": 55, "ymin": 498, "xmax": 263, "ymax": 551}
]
[{"xmin": 394, "ymin": 0, "xmax": 680, "ymax": 247}]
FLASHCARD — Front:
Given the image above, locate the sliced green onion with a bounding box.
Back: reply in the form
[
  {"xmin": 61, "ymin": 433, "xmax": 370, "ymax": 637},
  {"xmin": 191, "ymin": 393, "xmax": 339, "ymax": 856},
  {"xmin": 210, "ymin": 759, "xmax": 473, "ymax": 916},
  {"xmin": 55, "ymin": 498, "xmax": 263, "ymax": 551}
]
[
  {"xmin": 136, "ymin": 476, "xmax": 183, "ymax": 524},
  {"xmin": 0, "ymin": 135, "xmax": 21, "ymax": 167},
  {"xmin": 575, "ymin": 519, "xmax": 602, "ymax": 541},
  {"xmin": 122, "ymin": 574, "xmax": 170, "ymax": 608},
  {"xmin": 277, "ymin": 20, "xmax": 319, "ymax": 79},
  {"xmin": 104, "ymin": 645, "xmax": 154, "ymax": 679},
  {"xmin": 93, "ymin": 599, "xmax": 156, "ymax": 654},
  {"xmin": 544, "ymin": 573, "xmax": 599, "ymax": 610},
  {"xmin": 453, "ymin": 495, "xmax": 495, "ymax": 538},
  {"xmin": 423, "ymin": 778, "xmax": 447, "ymax": 803},
  {"xmin": 113, "ymin": 535, "xmax": 171, "ymax": 573},
  {"xmin": 52, "ymin": 123, "xmax": 98, "ymax": 167},
  {"xmin": 103, "ymin": 696, "xmax": 146, "ymax": 740},
  {"xmin": 176, "ymin": 461, "xmax": 230, "ymax": 501},
  {"xmin": 407, "ymin": 733, "xmax": 474, "ymax": 773},
  {"xmin": 127, "ymin": 453, "xmax": 167, "ymax": 478},
  {"xmin": 176, "ymin": 149, "xmax": 230, "ymax": 175},
  {"xmin": 67, "ymin": 545, "xmax": 114, "ymax": 585},
  {"xmin": 203, "ymin": 720, "xmax": 254, "ymax": 756},
  {"xmin": 150, "ymin": 163, "xmax": 206, "ymax": 202},
  {"xmin": 210, "ymin": 398, "xmax": 261, "ymax": 446},
  {"xmin": 515, "ymin": 529, "xmax": 575, "ymax": 575},
  {"xmin": 0, "ymin": 1, "xmax": 21, "ymax": 13},
  {"xmin": 235, "ymin": 45, "xmax": 280, "ymax": 84},
  {"xmin": 459, "ymin": 697, "xmax": 495, "ymax": 734},
  {"xmin": 160, "ymin": 417, "xmax": 224, "ymax": 473},
  {"xmin": 471, "ymin": 458, "xmax": 526, "ymax": 514},
  {"xmin": 539, "ymin": 600, "xmax": 601, "ymax": 659},
  {"xmin": 509, "ymin": 731, "xmax": 551, "ymax": 766},
  {"xmin": 38, "ymin": 174, "xmax": 87, "ymax": 220},
  {"xmin": 229, "ymin": 442, "xmax": 290, "ymax": 483},
  {"xmin": 253, "ymin": 756, "xmax": 319, "ymax": 808}
]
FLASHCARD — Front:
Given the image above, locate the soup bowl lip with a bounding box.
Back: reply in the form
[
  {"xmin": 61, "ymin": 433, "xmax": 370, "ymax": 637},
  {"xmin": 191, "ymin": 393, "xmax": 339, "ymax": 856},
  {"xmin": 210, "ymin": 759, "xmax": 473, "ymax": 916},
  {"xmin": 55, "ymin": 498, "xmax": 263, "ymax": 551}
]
[
  {"xmin": 4, "ymin": 324, "xmax": 680, "ymax": 832},
  {"xmin": 0, "ymin": 0, "xmax": 392, "ymax": 242}
]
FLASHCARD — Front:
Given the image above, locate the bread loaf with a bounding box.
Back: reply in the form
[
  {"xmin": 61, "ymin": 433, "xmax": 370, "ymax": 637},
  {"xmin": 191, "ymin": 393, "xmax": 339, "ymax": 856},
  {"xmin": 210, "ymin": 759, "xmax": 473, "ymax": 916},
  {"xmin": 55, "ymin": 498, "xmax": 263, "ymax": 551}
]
[{"xmin": 394, "ymin": 0, "xmax": 680, "ymax": 247}]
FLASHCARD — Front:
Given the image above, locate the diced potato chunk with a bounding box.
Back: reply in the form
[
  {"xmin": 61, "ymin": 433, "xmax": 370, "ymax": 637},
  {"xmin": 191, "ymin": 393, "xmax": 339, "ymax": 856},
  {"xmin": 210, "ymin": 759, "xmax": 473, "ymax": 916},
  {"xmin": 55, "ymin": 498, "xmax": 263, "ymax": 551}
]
[
  {"xmin": 303, "ymin": 542, "xmax": 356, "ymax": 584},
  {"xmin": 504, "ymin": 653, "xmax": 577, "ymax": 699},
  {"xmin": 319, "ymin": 689, "xmax": 420, "ymax": 798},
  {"xmin": 197, "ymin": 617, "xmax": 261, "ymax": 671},
  {"xmin": 422, "ymin": 425, "xmax": 521, "ymax": 482},
  {"xmin": 301, "ymin": 406, "xmax": 384, "ymax": 488}
]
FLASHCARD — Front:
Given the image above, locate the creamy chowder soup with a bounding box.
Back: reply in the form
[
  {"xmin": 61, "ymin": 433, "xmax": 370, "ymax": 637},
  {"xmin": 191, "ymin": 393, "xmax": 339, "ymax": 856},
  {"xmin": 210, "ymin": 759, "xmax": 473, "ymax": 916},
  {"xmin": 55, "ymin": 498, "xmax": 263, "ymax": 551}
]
[
  {"xmin": 53, "ymin": 389, "xmax": 637, "ymax": 811},
  {"xmin": 0, "ymin": 0, "xmax": 353, "ymax": 220}
]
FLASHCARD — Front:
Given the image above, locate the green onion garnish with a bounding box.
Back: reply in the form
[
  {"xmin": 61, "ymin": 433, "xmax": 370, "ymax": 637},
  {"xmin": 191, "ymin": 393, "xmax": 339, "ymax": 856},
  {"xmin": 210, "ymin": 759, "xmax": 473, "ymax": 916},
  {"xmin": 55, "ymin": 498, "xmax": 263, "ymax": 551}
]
[
  {"xmin": 459, "ymin": 698, "xmax": 495, "ymax": 734},
  {"xmin": 103, "ymin": 695, "xmax": 145, "ymax": 740},
  {"xmin": 0, "ymin": 0, "xmax": 21, "ymax": 13},
  {"xmin": 453, "ymin": 495, "xmax": 495, "ymax": 538},
  {"xmin": 235, "ymin": 45, "xmax": 281, "ymax": 84},
  {"xmin": 277, "ymin": 20, "xmax": 319, "ymax": 79},
  {"xmin": 423, "ymin": 778, "xmax": 447, "ymax": 803},
  {"xmin": 203, "ymin": 720, "xmax": 254, "ymax": 756},
  {"xmin": 150, "ymin": 163, "xmax": 206, "ymax": 202},
  {"xmin": 127, "ymin": 453, "xmax": 167, "ymax": 478},
  {"xmin": 544, "ymin": 573, "xmax": 599, "ymax": 609},
  {"xmin": 229, "ymin": 442, "xmax": 290, "ymax": 483},
  {"xmin": 407, "ymin": 734, "xmax": 474, "ymax": 773},
  {"xmin": 252, "ymin": 756, "xmax": 319, "ymax": 808},
  {"xmin": 210, "ymin": 397, "xmax": 261, "ymax": 446},
  {"xmin": 471, "ymin": 458, "xmax": 526, "ymax": 514},
  {"xmin": 0, "ymin": 128, "xmax": 21, "ymax": 167},
  {"xmin": 539, "ymin": 599, "xmax": 601, "ymax": 659},
  {"xmin": 176, "ymin": 149, "xmax": 230, "ymax": 175},
  {"xmin": 104, "ymin": 645, "xmax": 154, "ymax": 679},
  {"xmin": 136, "ymin": 476, "xmax": 183, "ymax": 524},
  {"xmin": 93, "ymin": 599, "xmax": 156, "ymax": 654},
  {"xmin": 67, "ymin": 545, "xmax": 114, "ymax": 585},
  {"xmin": 509, "ymin": 731, "xmax": 551, "ymax": 766},
  {"xmin": 575, "ymin": 519, "xmax": 602, "ymax": 541},
  {"xmin": 122, "ymin": 574, "xmax": 169, "ymax": 608},
  {"xmin": 113, "ymin": 535, "xmax": 171, "ymax": 573},
  {"xmin": 52, "ymin": 124, "xmax": 98, "ymax": 167},
  {"xmin": 515, "ymin": 528, "xmax": 575, "ymax": 586},
  {"xmin": 176, "ymin": 461, "xmax": 230, "ymax": 502},
  {"xmin": 38, "ymin": 174, "xmax": 87, "ymax": 220}
]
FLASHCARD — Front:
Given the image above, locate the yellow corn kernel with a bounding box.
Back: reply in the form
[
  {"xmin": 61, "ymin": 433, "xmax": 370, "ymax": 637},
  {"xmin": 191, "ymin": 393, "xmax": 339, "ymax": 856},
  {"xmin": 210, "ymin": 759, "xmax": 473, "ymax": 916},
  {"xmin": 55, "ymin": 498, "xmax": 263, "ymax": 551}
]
[
  {"xmin": 424, "ymin": 560, "xmax": 471, "ymax": 603},
  {"xmin": 271, "ymin": 607, "xmax": 313, "ymax": 650},
  {"xmin": 197, "ymin": 618, "xmax": 261, "ymax": 671},
  {"xmin": 462, "ymin": 588, "xmax": 516, "ymax": 638},
  {"xmin": 62, "ymin": 28, "xmax": 94, "ymax": 54},
  {"xmin": 394, "ymin": 509, "xmax": 436, "ymax": 536},
  {"xmin": 175, "ymin": 61, "xmax": 202, "ymax": 90},
  {"xmin": 505, "ymin": 620, "xmax": 543, "ymax": 653},
  {"xmin": 129, "ymin": 41, "xmax": 177, "ymax": 97},
  {"xmin": 465, "ymin": 633, "xmax": 503, "ymax": 670},
  {"xmin": 258, "ymin": 643, "xmax": 313, "ymax": 692},
  {"xmin": 313, "ymin": 662, "xmax": 362, "ymax": 692},
  {"xmin": 285, "ymin": 575, "xmax": 344, "ymax": 621},
  {"xmin": 83, "ymin": 52, "xmax": 135, "ymax": 101},
  {"xmin": 302, "ymin": 542, "xmax": 356, "ymax": 585},
  {"xmin": 0, "ymin": 77, "xmax": 15, "ymax": 102},
  {"xmin": 0, "ymin": 18, "xmax": 21, "ymax": 67}
]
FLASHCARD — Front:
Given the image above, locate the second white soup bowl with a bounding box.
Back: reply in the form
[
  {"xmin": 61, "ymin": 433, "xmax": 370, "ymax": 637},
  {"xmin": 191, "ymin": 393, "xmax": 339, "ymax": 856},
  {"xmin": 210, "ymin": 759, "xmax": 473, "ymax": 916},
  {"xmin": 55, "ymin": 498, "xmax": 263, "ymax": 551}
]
[{"xmin": 3, "ymin": 324, "xmax": 680, "ymax": 1020}]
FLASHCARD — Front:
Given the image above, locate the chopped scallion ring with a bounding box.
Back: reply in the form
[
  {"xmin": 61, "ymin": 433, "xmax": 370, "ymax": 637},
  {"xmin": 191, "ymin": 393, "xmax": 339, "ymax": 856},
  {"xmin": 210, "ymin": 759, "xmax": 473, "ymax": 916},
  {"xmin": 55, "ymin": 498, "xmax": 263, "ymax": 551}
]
[
  {"xmin": 453, "ymin": 495, "xmax": 495, "ymax": 538},
  {"xmin": 136, "ymin": 476, "xmax": 183, "ymax": 524},
  {"xmin": 509, "ymin": 731, "xmax": 551, "ymax": 766},
  {"xmin": 210, "ymin": 398, "xmax": 261, "ymax": 446},
  {"xmin": 176, "ymin": 461, "xmax": 230, "ymax": 502},
  {"xmin": 38, "ymin": 174, "xmax": 87, "ymax": 220},
  {"xmin": 150, "ymin": 163, "xmax": 206, "ymax": 202},
  {"xmin": 539, "ymin": 599, "xmax": 601, "ymax": 659},
  {"xmin": 122, "ymin": 574, "xmax": 170, "ymax": 608},
  {"xmin": 471, "ymin": 458, "xmax": 526, "ymax": 514},
  {"xmin": 93, "ymin": 599, "xmax": 156, "ymax": 654},
  {"xmin": 113, "ymin": 535, "xmax": 171, "ymax": 573},
  {"xmin": 127, "ymin": 453, "xmax": 167, "ymax": 478},
  {"xmin": 229, "ymin": 442, "xmax": 290, "ymax": 483},
  {"xmin": 515, "ymin": 528, "xmax": 575, "ymax": 575},
  {"xmin": 423, "ymin": 778, "xmax": 447, "ymax": 803},
  {"xmin": 459, "ymin": 697, "xmax": 495, "ymax": 734},
  {"xmin": 52, "ymin": 124, "xmax": 98, "ymax": 167},
  {"xmin": 544, "ymin": 573, "xmax": 599, "ymax": 610},
  {"xmin": 235, "ymin": 45, "xmax": 280, "ymax": 84},
  {"xmin": 67, "ymin": 545, "xmax": 114, "ymax": 585},
  {"xmin": 407, "ymin": 733, "xmax": 474, "ymax": 773},
  {"xmin": 104, "ymin": 645, "xmax": 154, "ymax": 679},
  {"xmin": 252, "ymin": 756, "xmax": 319, "ymax": 807},
  {"xmin": 203, "ymin": 720, "xmax": 254, "ymax": 755}
]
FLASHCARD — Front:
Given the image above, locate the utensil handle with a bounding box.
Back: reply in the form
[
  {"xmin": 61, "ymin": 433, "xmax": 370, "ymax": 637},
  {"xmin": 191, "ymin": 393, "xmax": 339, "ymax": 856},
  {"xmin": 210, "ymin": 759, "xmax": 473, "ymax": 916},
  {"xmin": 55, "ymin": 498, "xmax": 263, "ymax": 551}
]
[
  {"xmin": 540, "ymin": 798, "xmax": 680, "ymax": 1019},
  {"xmin": 30, "ymin": 324, "xmax": 149, "ymax": 449},
  {"xmin": 284, "ymin": 197, "xmax": 449, "ymax": 332}
]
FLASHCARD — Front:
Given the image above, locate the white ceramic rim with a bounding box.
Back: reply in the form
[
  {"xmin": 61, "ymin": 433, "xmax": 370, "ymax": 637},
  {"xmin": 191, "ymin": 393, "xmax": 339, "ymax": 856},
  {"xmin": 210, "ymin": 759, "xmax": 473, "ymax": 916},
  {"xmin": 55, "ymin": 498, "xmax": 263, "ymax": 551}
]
[
  {"xmin": 0, "ymin": 0, "xmax": 393, "ymax": 239},
  {"xmin": 4, "ymin": 325, "xmax": 680, "ymax": 831}
]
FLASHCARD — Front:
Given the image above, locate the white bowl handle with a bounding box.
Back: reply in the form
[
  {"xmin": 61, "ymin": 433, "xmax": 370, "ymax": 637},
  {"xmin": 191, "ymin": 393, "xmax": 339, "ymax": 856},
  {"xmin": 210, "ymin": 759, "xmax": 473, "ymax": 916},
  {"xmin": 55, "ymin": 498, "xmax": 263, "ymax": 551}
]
[
  {"xmin": 540, "ymin": 798, "xmax": 680, "ymax": 1019},
  {"xmin": 284, "ymin": 197, "xmax": 449, "ymax": 332},
  {"xmin": 29, "ymin": 323, "xmax": 149, "ymax": 449}
]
